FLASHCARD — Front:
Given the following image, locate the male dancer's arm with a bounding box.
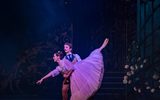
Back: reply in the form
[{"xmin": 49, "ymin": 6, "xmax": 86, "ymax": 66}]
[
  {"xmin": 72, "ymin": 54, "xmax": 81, "ymax": 64},
  {"xmin": 63, "ymin": 70, "xmax": 74, "ymax": 78},
  {"xmin": 75, "ymin": 54, "xmax": 81, "ymax": 62},
  {"xmin": 63, "ymin": 54, "xmax": 81, "ymax": 78}
]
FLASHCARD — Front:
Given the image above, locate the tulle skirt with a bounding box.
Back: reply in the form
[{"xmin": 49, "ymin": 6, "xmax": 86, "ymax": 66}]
[{"xmin": 70, "ymin": 49, "xmax": 104, "ymax": 100}]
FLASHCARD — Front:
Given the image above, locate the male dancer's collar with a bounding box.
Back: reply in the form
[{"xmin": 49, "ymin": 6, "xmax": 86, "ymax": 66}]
[{"xmin": 66, "ymin": 52, "xmax": 72, "ymax": 55}]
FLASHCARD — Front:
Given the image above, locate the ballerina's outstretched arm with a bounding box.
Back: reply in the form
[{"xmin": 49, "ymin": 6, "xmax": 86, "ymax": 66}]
[
  {"xmin": 36, "ymin": 66, "xmax": 61, "ymax": 84},
  {"xmin": 36, "ymin": 71, "xmax": 53, "ymax": 84}
]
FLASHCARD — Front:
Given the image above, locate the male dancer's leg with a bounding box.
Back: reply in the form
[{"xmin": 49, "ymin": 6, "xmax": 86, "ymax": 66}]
[{"xmin": 62, "ymin": 79, "xmax": 69, "ymax": 100}]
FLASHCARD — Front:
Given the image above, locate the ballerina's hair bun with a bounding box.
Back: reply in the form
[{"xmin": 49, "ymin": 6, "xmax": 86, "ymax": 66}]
[{"xmin": 55, "ymin": 51, "xmax": 63, "ymax": 59}]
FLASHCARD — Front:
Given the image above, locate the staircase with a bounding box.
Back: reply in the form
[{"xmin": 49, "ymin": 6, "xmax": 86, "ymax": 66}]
[{"xmin": 94, "ymin": 71, "xmax": 127, "ymax": 100}]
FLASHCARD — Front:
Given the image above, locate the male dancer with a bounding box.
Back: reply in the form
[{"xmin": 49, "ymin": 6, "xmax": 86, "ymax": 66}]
[{"xmin": 62, "ymin": 42, "xmax": 81, "ymax": 100}]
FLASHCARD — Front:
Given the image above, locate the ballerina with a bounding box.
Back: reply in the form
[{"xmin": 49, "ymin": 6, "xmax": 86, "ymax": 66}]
[{"xmin": 36, "ymin": 38, "xmax": 109, "ymax": 100}]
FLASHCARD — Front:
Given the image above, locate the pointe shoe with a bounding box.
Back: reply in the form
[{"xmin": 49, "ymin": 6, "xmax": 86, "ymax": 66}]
[
  {"xmin": 99, "ymin": 38, "xmax": 109, "ymax": 51},
  {"xmin": 102, "ymin": 38, "xmax": 109, "ymax": 47}
]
